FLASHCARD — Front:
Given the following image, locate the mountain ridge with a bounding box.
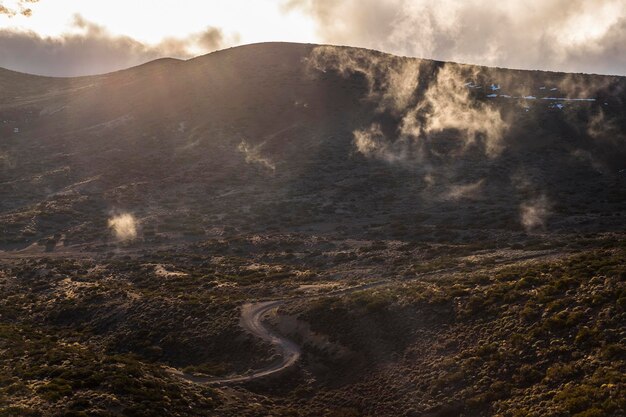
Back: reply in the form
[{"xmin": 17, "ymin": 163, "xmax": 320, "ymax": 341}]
[
  {"xmin": 4, "ymin": 42, "xmax": 626, "ymax": 79},
  {"xmin": 1, "ymin": 41, "xmax": 625, "ymax": 251},
  {"xmin": 1, "ymin": 41, "xmax": 625, "ymax": 417}
]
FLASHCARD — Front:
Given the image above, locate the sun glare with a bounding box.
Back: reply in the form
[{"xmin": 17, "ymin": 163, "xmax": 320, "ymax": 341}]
[
  {"xmin": 1, "ymin": 0, "xmax": 317, "ymax": 48},
  {"xmin": 560, "ymin": 1, "xmax": 624, "ymax": 45}
]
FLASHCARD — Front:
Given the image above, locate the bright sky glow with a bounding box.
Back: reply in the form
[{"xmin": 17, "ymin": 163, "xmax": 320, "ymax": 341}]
[
  {"xmin": 0, "ymin": 0, "xmax": 318, "ymax": 45},
  {"xmin": 560, "ymin": 1, "xmax": 623, "ymax": 45},
  {"xmin": 0, "ymin": 0, "xmax": 624, "ymax": 76}
]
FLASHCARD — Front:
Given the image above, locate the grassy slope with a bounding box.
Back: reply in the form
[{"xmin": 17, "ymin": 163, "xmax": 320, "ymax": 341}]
[
  {"xmin": 0, "ymin": 237, "xmax": 623, "ymax": 416},
  {"xmin": 289, "ymin": 246, "xmax": 625, "ymax": 416}
]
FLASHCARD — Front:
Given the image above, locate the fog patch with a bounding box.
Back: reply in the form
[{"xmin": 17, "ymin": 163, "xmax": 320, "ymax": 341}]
[
  {"xmin": 584, "ymin": 108, "xmax": 626, "ymax": 169},
  {"xmin": 0, "ymin": 151, "xmax": 13, "ymax": 169},
  {"xmin": 441, "ymin": 179, "xmax": 485, "ymax": 201},
  {"xmin": 353, "ymin": 123, "xmax": 385, "ymax": 156},
  {"xmin": 308, "ymin": 46, "xmax": 420, "ymax": 114},
  {"xmin": 309, "ymin": 46, "xmax": 508, "ymax": 164},
  {"xmin": 382, "ymin": 60, "xmax": 421, "ymax": 113},
  {"xmin": 353, "ymin": 124, "xmax": 411, "ymax": 163},
  {"xmin": 402, "ymin": 64, "xmax": 507, "ymax": 157},
  {"xmin": 237, "ymin": 140, "xmax": 276, "ymax": 172},
  {"xmin": 571, "ymin": 149, "xmax": 606, "ymax": 173},
  {"xmin": 587, "ymin": 110, "xmax": 624, "ymax": 145},
  {"xmin": 520, "ymin": 195, "xmax": 551, "ymax": 232},
  {"xmin": 108, "ymin": 213, "xmax": 138, "ymax": 241},
  {"xmin": 557, "ymin": 73, "xmax": 615, "ymax": 101}
]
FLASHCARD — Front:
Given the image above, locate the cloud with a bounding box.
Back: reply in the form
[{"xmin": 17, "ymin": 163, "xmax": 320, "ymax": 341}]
[
  {"xmin": 353, "ymin": 123, "xmax": 416, "ymax": 164},
  {"xmin": 353, "ymin": 123, "xmax": 385, "ymax": 157},
  {"xmin": 195, "ymin": 27, "xmax": 225, "ymax": 51},
  {"xmin": 0, "ymin": 14, "xmax": 234, "ymax": 76},
  {"xmin": 309, "ymin": 46, "xmax": 508, "ymax": 164},
  {"xmin": 587, "ymin": 109, "xmax": 624, "ymax": 144},
  {"xmin": 402, "ymin": 63, "xmax": 507, "ymax": 158},
  {"xmin": 108, "ymin": 212, "xmax": 138, "ymax": 241},
  {"xmin": 308, "ymin": 44, "xmax": 420, "ymax": 114},
  {"xmin": 571, "ymin": 149, "xmax": 606, "ymax": 174},
  {"xmin": 286, "ymin": 0, "xmax": 626, "ymax": 76},
  {"xmin": 520, "ymin": 195, "xmax": 551, "ymax": 232},
  {"xmin": 0, "ymin": 151, "xmax": 13, "ymax": 169},
  {"xmin": 441, "ymin": 179, "xmax": 485, "ymax": 201}
]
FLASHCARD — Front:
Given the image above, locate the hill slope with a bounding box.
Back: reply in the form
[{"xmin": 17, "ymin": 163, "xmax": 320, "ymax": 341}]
[
  {"xmin": 1, "ymin": 42, "xmax": 625, "ymax": 251},
  {"xmin": 0, "ymin": 43, "xmax": 625, "ymax": 417}
]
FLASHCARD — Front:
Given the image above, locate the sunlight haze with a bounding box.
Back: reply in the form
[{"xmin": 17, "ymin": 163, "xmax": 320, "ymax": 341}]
[{"xmin": 1, "ymin": 0, "xmax": 625, "ymax": 76}]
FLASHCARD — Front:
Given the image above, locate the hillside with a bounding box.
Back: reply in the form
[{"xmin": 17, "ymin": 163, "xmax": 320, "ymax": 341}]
[
  {"xmin": 1, "ymin": 42, "xmax": 625, "ymax": 251},
  {"xmin": 0, "ymin": 43, "xmax": 625, "ymax": 417}
]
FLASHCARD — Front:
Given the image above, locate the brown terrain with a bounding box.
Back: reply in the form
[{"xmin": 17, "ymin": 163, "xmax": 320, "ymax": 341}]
[{"xmin": 0, "ymin": 42, "xmax": 625, "ymax": 416}]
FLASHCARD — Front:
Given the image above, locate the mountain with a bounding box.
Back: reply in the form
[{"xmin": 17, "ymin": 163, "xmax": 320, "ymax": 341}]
[
  {"xmin": 1, "ymin": 43, "xmax": 625, "ymax": 417},
  {"xmin": 1, "ymin": 42, "xmax": 625, "ymax": 251}
]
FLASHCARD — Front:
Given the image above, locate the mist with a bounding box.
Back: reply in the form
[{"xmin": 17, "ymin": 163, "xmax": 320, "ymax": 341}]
[
  {"xmin": 309, "ymin": 46, "xmax": 508, "ymax": 164},
  {"xmin": 108, "ymin": 213, "xmax": 138, "ymax": 241},
  {"xmin": 286, "ymin": 0, "xmax": 626, "ymax": 76},
  {"xmin": 0, "ymin": 15, "xmax": 233, "ymax": 76},
  {"xmin": 1, "ymin": 25, "xmax": 625, "ymax": 417},
  {"xmin": 520, "ymin": 195, "xmax": 552, "ymax": 232}
]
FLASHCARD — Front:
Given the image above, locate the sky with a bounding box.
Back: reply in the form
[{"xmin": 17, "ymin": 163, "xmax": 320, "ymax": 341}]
[{"xmin": 0, "ymin": 0, "xmax": 625, "ymax": 77}]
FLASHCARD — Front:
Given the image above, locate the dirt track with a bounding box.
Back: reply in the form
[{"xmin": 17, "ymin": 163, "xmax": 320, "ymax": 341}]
[
  {"xmin": 170, "ymin": 250, "xmax": 557, "ymax": 385},
  {"xmin": 171, "ymin": 300, "xmax": 300, "ymax": 384}
]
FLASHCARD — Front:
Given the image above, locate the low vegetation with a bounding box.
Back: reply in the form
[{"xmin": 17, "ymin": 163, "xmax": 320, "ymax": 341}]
[{"xmin": 1, "ymin": 235, "xmax": 623, "ymax": 416}]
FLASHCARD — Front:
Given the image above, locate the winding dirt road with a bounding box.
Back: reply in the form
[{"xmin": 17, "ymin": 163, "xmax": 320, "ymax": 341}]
[
  {"xmin": 170, "ymin": 300, "xmax": 301, "ymax": 384},
  {"xmin": 170, "ymin": 282, "xmax": 386, "ymax": 385},
  {"xmin": 170, "ymin": 250, "xmax": 556, "ymax": 385}
]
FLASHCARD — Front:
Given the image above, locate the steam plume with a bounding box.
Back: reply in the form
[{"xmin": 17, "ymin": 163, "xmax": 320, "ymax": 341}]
[
  {"xmin": 520, "ymin": 195, "xmax": 551, "ymax": 232},
  {"xmin": 441, "ymin": 179, "xmax": 485, "ymax": 201},
  {"xmin": 108, "ymin": 213, "xmax": 138, "ymax": 241},
  {"xmin": 308, "ymin": 46, "xmax": 420, "ymax": 114},
  {"xmin": 309, "ymin": 46, "xmax": 508, "ymax": 163},
  {"xmin": 353, "ymin": 123, "xmax": 418, "ymax": 165},
  {"xmin": 404, "ymin": 64, "xmax": 507, "ymax": 157}
]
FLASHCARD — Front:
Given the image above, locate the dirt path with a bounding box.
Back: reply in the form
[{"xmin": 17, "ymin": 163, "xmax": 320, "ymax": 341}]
[
  {"xmin": 169, "ymin": 300, "xmax": 300, "ymax": 384},
  {"xmin": 170, "ymin": 250, "xmax": 558, "ymax": 385},
  {"xmin": 171, "ymin": 277, "xmax": 413, "ymax": 385},
  {"xmin": 169, "ymin": 282, "xmax": 387, "ymax": 385}
]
